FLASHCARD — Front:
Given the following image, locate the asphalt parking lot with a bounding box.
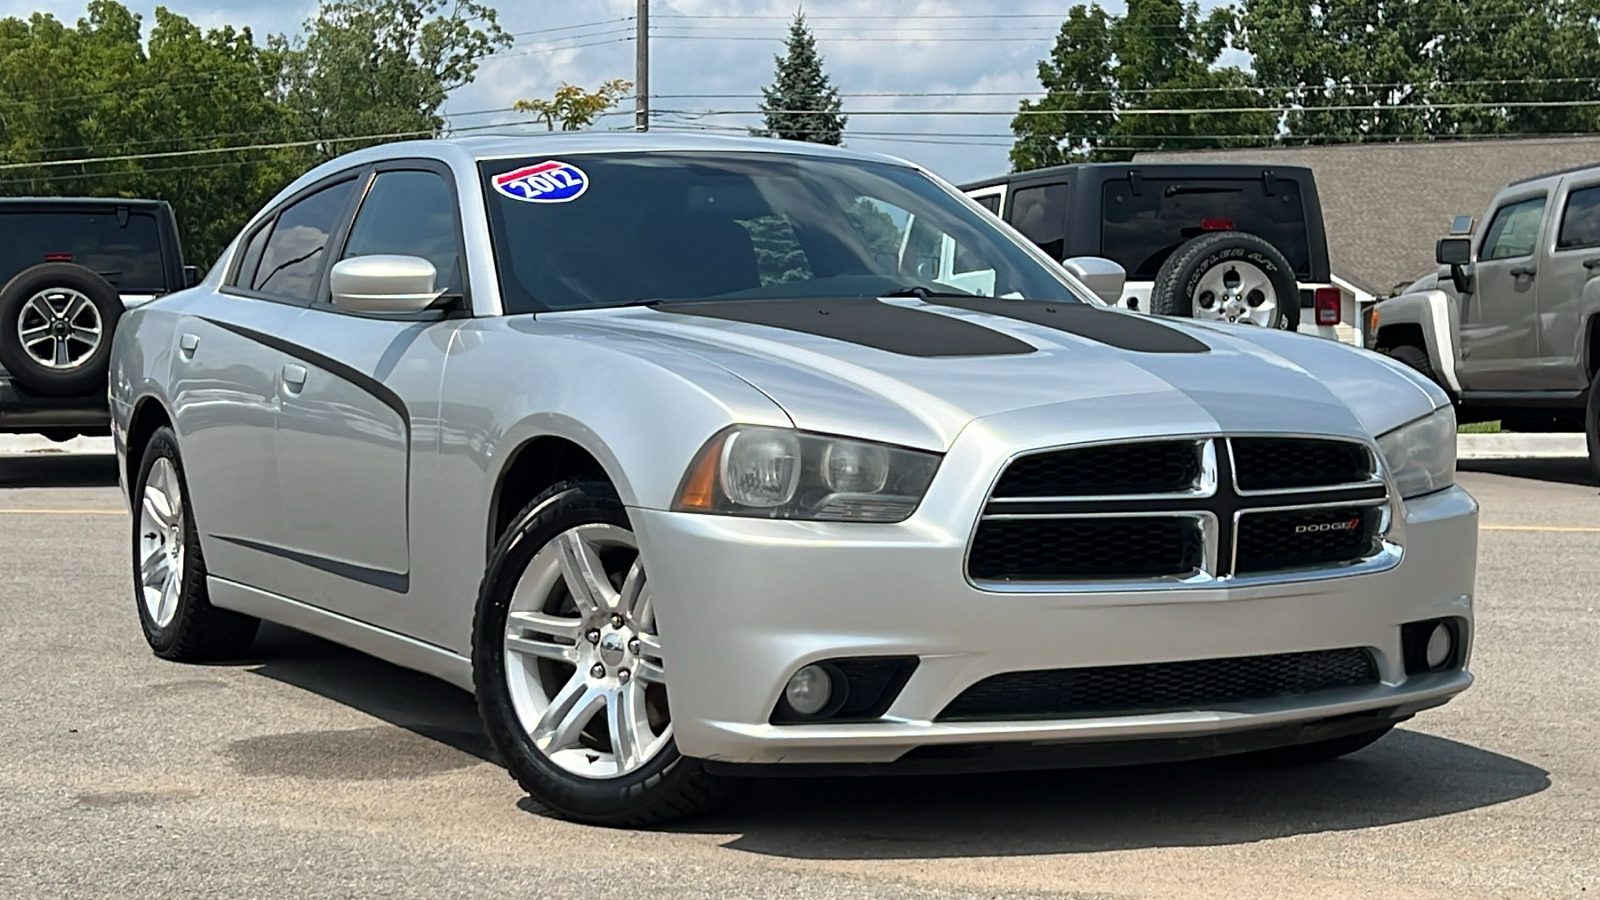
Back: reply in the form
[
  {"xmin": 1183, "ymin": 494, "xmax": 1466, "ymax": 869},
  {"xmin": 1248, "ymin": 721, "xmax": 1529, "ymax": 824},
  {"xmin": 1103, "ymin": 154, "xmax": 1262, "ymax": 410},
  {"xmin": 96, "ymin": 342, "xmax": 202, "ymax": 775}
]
[{"xmin": 0, "ymin": 446, "xmax": 1595, "ymax": 900}]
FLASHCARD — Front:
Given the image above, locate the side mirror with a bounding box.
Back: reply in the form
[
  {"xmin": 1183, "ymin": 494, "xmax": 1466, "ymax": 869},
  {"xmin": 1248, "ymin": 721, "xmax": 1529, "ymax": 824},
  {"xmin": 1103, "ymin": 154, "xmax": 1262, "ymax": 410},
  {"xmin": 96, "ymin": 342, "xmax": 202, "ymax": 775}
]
[
  {"xmin": 1435, "ymin": 238, "xmax": 1474, "ymax": 295},
  {"xmin": 1060, "ymin": 256, "xmax": 1127, "ymax": 305},
  {"xmin": 1435, "ymin": 237, "xmax": 1472, "ymax": 266},
  {"xmin": 330, "ymin": 255, "xmax": 442, "ymax": 314},
  {"xmin": 181, "ymin": 265, "xmax": 200, "ymax": 288}
]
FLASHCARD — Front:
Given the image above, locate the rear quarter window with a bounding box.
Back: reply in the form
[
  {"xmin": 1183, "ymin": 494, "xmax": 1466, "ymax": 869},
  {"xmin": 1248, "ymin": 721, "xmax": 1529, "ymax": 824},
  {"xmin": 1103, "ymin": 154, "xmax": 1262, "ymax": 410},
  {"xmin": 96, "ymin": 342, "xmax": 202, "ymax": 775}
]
[
  {"xmin": 1100, "ymin": 178, "xmax": 1312, "ymax": 280},
  {"xmin": 0, "ymin": 210, "xmax": 167, "ymax": 291}
]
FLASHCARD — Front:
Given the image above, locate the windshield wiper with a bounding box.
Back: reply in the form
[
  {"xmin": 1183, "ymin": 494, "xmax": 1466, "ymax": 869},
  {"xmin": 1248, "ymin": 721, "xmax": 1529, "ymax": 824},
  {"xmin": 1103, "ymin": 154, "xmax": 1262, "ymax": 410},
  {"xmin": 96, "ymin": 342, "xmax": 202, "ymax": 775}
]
[{"xmin": 879, "ymin": 286, "xmax": 976, "ymax": 299}]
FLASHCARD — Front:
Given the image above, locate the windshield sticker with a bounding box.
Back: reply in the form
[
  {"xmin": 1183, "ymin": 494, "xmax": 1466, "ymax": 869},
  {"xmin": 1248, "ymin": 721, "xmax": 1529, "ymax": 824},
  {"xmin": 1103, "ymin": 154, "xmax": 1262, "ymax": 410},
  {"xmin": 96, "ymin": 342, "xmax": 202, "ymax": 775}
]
[{"xmin": 492, "ymin": 160, "xmax": 589, "ymax": 203}]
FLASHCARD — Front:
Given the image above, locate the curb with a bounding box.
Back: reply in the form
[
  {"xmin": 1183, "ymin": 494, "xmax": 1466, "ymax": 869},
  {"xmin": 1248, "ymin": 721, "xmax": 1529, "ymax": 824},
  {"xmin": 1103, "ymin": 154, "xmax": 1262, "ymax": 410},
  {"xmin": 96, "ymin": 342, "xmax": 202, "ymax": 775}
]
[
  {"xmin": 1458, "ymin": 433, "xmax": 1587, "ymax": 460},
  {"xmin": 0, "ymin": 435, "xmax": 115, "ymax": 457}
]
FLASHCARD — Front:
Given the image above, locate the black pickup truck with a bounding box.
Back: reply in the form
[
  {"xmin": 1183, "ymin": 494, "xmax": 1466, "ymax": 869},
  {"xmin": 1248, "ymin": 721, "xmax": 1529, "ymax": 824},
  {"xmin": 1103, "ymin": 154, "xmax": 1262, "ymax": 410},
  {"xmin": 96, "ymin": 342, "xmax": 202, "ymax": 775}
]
[{"xmin": 0, "ymin": 198, "xmax": 194, "ymax": 440}]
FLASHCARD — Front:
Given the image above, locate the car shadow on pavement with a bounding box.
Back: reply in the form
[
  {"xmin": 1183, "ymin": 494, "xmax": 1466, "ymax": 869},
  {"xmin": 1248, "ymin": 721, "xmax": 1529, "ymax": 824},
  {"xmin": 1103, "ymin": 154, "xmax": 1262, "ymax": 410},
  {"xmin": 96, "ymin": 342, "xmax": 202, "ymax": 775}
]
[
  {"xmin": 243, "ymin": 623, "xmax": 496, "ymax": 764},
  {"xmin": 675, "ymin": 731, "xmax": 1548, "ymax": 858},
  {"xmin": 1459, "ymin": 457, "xmax": 1597, "ymax": 488},
  {"xmin": 0, "ymin": 452, "xmax": 119, "ymax": 487}
]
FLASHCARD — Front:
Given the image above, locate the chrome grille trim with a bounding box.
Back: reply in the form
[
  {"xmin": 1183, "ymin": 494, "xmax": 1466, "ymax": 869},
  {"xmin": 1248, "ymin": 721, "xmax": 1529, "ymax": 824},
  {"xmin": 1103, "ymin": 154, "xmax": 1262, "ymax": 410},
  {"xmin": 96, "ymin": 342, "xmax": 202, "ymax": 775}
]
[{"xmin": 967, "ymin": 435, "xmax": 1399, "ymax": 593}]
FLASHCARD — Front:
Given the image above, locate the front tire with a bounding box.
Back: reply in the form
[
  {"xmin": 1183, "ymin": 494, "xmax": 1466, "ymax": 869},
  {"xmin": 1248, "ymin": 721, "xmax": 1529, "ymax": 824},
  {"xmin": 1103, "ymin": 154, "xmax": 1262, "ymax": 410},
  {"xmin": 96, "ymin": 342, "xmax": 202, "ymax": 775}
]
[
  {"xmin": 132, "ymin": 426, "xmax": 260, "ymax": 661},
  {"xmin": 1586, "ymin": 368, "xmax": 1600, "ymax": 482},
  {"xmin": 473, "ymin": 478, "xmax": 735, "ymax": 826}
]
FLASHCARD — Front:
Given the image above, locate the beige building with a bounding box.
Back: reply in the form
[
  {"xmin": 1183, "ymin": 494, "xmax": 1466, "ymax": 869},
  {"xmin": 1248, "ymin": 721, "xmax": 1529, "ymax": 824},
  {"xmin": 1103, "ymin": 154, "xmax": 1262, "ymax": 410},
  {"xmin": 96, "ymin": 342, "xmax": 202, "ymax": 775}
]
[{"xmin": 1138, "ymin": 136, "xmax": 1600, "ymax": 301}]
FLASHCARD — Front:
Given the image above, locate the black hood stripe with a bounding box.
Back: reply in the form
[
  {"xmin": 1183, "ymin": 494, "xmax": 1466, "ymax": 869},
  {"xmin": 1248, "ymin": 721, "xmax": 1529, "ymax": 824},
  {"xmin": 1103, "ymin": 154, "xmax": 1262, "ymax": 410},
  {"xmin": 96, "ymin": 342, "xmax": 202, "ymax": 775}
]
[
  {"xmin": 929, "ymin": 298, "xmax": 1211, "ymax": 354},
  {"xmin": 655, "ymin": 298, "xmax": 1037, "ymax": 357}
]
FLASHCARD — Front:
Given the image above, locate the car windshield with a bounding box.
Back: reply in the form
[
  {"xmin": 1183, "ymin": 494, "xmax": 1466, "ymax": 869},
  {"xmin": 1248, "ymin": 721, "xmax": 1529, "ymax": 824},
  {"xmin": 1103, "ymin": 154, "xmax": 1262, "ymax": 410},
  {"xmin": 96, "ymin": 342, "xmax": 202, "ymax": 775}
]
[{"xmin": 480, "ymin": 152, "xmax": 1085, "ymax": 313}]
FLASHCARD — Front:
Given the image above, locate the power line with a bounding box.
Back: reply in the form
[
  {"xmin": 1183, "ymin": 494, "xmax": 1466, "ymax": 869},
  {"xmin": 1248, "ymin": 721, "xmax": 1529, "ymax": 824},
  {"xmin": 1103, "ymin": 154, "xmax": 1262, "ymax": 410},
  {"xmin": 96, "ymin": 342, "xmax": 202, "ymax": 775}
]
[
  {"xmin": 659, "ymin": 98, "xmax": 1600, "ymax": 118},
  {"xmin": 505, "ymin": 17, "xmax": 633, "ymax": 39}
]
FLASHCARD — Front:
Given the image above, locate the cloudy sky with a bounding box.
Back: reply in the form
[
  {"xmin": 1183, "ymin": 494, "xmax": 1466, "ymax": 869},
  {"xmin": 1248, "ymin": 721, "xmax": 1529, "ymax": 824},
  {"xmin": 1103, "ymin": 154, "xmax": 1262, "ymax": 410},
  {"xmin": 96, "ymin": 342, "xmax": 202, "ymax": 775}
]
[{"xmin": 3, "ymin": 0, "xmax": 1224, "ymax": 183}]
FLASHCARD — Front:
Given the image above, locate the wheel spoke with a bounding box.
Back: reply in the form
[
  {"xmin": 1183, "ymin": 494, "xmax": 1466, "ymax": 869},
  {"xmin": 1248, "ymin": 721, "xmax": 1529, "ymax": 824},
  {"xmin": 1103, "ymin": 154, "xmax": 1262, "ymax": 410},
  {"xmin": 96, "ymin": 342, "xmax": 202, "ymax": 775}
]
[
  {"xmin": 505, "ymin": 610, "xmax": 582, "ymax": 662},
  {"xmin": 23, "ymin": 295, "xmax": 54, "ymax": 321},
  {"xmin": 633, "ymin": 632, "xmax": 665, "ymax": 684},
  {"xmin": 531, "ymin": 675, "xmax": 605, "ymax": 754},
  {"xmin": 156, "ymin": 572, "xmax": 179, "ymax": 623},
  {"xmin": 607, "ymin": 682, "xmax": 652, "ymax": 771},
  {"xmin": 71, "ymin": 325, "xmax": 101, "ymax": 343},
  {"xmin": 557, "ymin": 530, "xmax": 616, "ymax": 615},
  {"xmin": 63, "ymin": 293, "xmax": 88, "ymax": 320},
  {"xmin": 139, "ymin": 547, "xmax": 169, "ymax": 588},
  {"xmin": 617, "ymin": 560, "xmax": 646, "ymax": 618},
  {"xmin": 19, "ymin": 323, "xmax": 49, "ymax": 341},
  {"xmin": 142, "ymin": 486, "xmax": 175, "ymax": 529},
  {"xmin": 53, "ymin": 336, "xmax": 71, "ymax": 367}
]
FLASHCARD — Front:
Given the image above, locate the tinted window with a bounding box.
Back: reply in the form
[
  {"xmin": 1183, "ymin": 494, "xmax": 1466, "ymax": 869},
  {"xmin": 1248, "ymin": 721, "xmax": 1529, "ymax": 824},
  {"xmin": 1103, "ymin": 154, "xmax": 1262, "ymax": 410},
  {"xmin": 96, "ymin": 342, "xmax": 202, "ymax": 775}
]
[
  {"xmin": 0, "ymin": 210, "xmax": 166, "ymax": 291},
  {"xmin": 1557, "ymin": 186, "xmax": 1600, "ymax": 251},
  {"xmin": 1100, "ymin": 178, "xmax": 1311, "ymax": 279},
  {"xmin": 1481, "ymin": 196, "xmax": 1546, "ymax": 261},
  {"xmin": 252, "ymin": 179, "xmax": 358, "ymax": 302},
  {"xmin": 233, "ymin": 219, "xmax": 271, "ymax": 289},
  {"xmin": 481, "ymin": 153, "xmax": 1084, "ymax": 312},
  {"xmin": 972, "ymin": 193, "xmax": 1001, "ymax": 214},
  {"xmin": 342, "ymin": 170, "xmax": 462, "ymax": 289},
  {"xmin": 1008, "ymin": 183, "xmax": 1069, "ymax": 260}
]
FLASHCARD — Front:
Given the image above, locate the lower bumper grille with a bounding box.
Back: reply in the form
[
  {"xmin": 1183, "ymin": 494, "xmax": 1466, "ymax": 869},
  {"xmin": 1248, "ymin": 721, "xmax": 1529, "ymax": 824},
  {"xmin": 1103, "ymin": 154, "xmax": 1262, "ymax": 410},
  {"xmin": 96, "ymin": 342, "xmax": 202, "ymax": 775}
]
[{"xmin": 937, "ymin": 648, "xmax": 1379, "ymax": 721}]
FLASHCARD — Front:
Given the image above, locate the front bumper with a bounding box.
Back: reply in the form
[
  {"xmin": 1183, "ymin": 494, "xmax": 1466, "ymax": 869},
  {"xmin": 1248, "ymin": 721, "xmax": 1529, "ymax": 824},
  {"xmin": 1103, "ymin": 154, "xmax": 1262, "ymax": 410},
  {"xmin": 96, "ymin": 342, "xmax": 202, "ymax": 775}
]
[{"xmin": 632, "ymin": 484, "xmax": 1477, "ymax": 767}]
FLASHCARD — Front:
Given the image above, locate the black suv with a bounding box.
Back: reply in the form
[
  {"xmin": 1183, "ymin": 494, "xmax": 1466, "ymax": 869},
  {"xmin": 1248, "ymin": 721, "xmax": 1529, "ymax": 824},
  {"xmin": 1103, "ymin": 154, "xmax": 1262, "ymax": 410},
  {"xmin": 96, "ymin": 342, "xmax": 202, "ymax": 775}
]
[
  {"xmin": 960, "ymin": 163, "xmax": 1345, "ymax": 337},
  {"xmin": 0, "ymin": 198, "xmax": 192, "ymax": 439}
]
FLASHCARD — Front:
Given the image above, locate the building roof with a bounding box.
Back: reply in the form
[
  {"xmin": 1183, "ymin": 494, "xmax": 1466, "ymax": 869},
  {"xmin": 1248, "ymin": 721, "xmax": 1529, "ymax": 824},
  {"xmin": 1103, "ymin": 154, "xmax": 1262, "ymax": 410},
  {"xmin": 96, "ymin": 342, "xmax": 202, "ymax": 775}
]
[{"xmin": 1137, "ymin": 136, "xmax": 1600, "ymax": 295}]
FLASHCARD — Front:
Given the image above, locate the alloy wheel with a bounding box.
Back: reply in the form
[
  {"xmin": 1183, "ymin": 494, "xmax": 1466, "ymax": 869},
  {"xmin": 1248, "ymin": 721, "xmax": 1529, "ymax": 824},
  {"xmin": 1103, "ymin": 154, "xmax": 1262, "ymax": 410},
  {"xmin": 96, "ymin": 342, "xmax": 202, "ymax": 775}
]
[
  {"xmin": 503, "ymin": 523, "xmax": 671, "ymax": 779},
  {"xmin": 138, "ymin": 457, "xmax": 186, "ymax": 628},
  {"xmin": 1192, "ymin": 263, "xmax": 1278, "ymax": 326},
  {"xmin": 18, "ymin": 288, "xmax": 103, "ymax": 369}
]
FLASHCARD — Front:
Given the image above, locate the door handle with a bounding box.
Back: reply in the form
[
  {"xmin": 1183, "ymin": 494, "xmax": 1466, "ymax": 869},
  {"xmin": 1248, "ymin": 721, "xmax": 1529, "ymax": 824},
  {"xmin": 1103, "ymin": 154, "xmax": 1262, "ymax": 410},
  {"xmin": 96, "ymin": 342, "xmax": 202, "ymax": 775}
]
[
  {"xmin": 281, "ymin": 364, "xmax": 307, "ymax": 394},
  {"xmin": 1508, "ymin": 265, "xmax": 1536, "ymax": 279},
  {"xmin": 1584, "ymin": 257, "xmax": 1600, "ymax": 270},
  {"xmin": 178, "ymin": 333, "xmax": 199, "ymax": 358}
]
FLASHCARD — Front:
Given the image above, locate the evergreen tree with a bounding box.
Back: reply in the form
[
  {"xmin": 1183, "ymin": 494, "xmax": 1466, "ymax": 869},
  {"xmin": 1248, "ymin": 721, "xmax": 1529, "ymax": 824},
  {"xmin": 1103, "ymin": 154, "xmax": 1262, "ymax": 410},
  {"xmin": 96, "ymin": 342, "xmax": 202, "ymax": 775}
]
[{"xmin": 758, "ymin": 11, "xmax": 847, "ymax": 145}]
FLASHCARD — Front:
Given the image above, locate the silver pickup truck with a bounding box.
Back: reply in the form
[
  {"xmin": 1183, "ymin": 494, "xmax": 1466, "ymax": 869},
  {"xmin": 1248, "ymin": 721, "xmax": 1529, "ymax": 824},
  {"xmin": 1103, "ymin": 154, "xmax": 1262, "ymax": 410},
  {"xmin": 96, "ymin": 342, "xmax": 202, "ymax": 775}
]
[{"xmin": 1369, "ymin": 164, "xmax": 1600, "ymax": 474}]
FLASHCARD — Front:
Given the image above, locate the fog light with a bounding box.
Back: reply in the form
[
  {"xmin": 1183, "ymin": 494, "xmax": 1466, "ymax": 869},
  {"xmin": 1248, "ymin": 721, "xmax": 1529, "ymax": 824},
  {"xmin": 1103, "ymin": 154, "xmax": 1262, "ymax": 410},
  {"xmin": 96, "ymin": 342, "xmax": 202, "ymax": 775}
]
[
  {"xmin": 784, "ymin": 664, "xmax": 833, "ymax": 716},
  {"xmin": 1425, "ymin": 623, "xmax": 1453, "ymax": 669}
]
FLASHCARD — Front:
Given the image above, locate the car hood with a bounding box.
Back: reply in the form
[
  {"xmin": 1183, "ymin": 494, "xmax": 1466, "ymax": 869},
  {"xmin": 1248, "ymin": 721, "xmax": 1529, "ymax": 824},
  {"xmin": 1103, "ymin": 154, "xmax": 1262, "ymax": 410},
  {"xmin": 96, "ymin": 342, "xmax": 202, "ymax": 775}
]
[{"xmin": 549, "ymin": 299, "xmax": 1442, "ymax": 453}]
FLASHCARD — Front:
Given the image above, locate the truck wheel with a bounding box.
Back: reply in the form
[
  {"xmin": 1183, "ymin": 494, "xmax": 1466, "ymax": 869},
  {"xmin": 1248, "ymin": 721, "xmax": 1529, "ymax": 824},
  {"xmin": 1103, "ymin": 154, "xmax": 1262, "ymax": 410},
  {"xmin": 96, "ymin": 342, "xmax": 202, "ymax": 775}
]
[
  {"xmin": 1387, "ymin": 344, "xmax": 1441, "ymax": 387},
  {"xmin": 0, "ymin": 263, "xmax": 124, "ymax": 396},
  {"xmin": 1587, "ymin": 369, "xmax": 1600, "ymax": 482},
  {"xmin": 1150, "ymin": 232, "xmax": 1300, "ymax": 330}
]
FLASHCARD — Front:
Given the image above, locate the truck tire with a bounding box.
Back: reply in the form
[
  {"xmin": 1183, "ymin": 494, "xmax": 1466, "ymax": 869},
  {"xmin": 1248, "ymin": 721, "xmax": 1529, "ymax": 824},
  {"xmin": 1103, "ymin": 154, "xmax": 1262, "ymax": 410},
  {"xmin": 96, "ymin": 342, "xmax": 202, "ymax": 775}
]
[
  {"xmin": 0, "ymin": 263, "xmax": 124, "ymax": 396},
  {"xmin": 1587, "ymin": 369, "xmax": 1600, "ymax": 483},
  {"xmin": 1150, "ymin": 232, "xmax": 1300, "ymax": 330},
  {"xmin": 1387, "ymin": 344, "xmax": 1441, "ymax": 388}
]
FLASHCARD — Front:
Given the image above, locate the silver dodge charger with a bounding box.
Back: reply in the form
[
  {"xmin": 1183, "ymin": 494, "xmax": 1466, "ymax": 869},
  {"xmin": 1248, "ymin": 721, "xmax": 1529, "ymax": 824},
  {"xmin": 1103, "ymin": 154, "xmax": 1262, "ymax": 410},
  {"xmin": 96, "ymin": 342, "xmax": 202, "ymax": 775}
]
[{"xmin": 111, "ymin": 134, "xmax": 1477, "ymax": 825}]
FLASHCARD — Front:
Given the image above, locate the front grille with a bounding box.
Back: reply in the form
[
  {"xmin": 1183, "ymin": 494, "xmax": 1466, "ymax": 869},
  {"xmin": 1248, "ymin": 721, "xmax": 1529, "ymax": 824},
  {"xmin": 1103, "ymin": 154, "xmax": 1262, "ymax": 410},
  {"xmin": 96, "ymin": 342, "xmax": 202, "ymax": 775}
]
[
  {"xmin": 991, "ymin": 441, "xmax": 1201, "ymax": 498},
  {"xmin": 938, "ymin": 648, "xmax": 1379, "ymax": 721},
  {"xmin": 968, "ymin": 436, "xmax": 1389, "ymax": 585},
  {"xmin": 968, "ymin": 517, "xmax": 1202, "ymax": 581},
  {"xmin": 1235, "ymin": 506, "xmax": 1378, "ymax": 574},
  {"xmin": 1232, "ymin": 438, "xmax": 1372, "ymax": 491}
]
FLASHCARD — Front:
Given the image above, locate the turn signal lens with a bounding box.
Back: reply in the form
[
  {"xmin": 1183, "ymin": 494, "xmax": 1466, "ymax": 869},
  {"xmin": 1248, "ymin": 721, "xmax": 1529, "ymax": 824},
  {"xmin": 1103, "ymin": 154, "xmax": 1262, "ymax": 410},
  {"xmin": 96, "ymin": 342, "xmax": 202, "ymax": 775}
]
[{"xmin": 676, "ymin": 435, "xmax": 722, "ymax": 510}]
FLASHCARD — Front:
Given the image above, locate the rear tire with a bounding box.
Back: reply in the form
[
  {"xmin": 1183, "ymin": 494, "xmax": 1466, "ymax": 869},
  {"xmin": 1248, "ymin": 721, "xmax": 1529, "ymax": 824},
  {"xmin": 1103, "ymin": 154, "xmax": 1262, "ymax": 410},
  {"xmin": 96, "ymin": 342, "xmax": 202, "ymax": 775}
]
[
  {"xmin": 1586, "ymin": 368, "xmax": 1600, "ymax": 483},
  {"xmin": 132, "ymin": 426, "xmax": 260, "ymax": 661},
  {"xmin": 1244, "ymin": 724, "xmax": 1394, "ymax": 765},
  {"xmin": 473, "ymin": 477, "xmax": 737, "ymax": 826}
]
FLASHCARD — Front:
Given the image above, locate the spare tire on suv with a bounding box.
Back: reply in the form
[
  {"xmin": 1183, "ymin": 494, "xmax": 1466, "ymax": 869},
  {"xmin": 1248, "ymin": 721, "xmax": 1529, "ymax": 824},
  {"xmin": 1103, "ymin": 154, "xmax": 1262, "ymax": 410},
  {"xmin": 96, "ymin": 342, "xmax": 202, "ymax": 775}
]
[
  {"xmin": 1149, "ymin": 231, "xmax": 1300, "ymax": 331},
  {"xmin": 0, "ymin": 262, "xmax": 125, "ymax": 396}
]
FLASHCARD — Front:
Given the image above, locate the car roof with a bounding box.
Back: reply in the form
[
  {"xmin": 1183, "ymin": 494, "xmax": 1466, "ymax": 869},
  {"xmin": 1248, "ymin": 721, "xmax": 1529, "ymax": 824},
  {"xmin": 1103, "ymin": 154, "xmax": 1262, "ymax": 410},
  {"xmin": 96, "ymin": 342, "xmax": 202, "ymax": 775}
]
[
  {"xmin": 0, "ymin": 196, "xmax": 170, "ymax": 210},
  {"xmin": 959, "ymin": 161, "xmax": 1317, "ymax": 191}
]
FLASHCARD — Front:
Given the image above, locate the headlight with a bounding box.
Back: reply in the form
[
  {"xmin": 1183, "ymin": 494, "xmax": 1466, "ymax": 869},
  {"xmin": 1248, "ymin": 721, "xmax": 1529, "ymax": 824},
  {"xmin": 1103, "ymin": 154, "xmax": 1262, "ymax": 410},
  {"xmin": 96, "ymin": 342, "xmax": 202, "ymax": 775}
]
[
  {"xmin": 1377, "ymin": 407, "xmax": 1457, "ymax": 498},
  {"xmin": 674, "ymin": 426, "xmax": 942, "ymax": 522}
]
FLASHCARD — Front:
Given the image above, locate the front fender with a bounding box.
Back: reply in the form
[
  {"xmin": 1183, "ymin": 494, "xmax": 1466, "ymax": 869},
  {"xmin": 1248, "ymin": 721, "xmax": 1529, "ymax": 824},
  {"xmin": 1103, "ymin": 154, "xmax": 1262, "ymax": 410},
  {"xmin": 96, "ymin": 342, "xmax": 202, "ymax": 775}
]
[{"xmin": 1375, "ymin": 289, "xmax": 1461, "ymax": 393}]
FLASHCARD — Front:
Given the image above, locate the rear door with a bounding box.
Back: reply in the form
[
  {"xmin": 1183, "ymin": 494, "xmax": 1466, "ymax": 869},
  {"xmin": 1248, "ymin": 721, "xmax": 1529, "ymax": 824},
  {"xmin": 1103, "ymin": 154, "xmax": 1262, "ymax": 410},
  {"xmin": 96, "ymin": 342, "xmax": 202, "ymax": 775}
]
[
  {"xmin": 270, "ymin": 162, "xmax": 466, "ymax": 629},
  {"xmin": 1459, "ymin": 190, "xmax": 1547, "ymax": 390},
  {"xmin": 1536, "ymin": 175, "xmax": 1600, "ymax": 389},
  {"xmin": 170, "ymin": 175, "xmax": 362, "ymax": 592}
]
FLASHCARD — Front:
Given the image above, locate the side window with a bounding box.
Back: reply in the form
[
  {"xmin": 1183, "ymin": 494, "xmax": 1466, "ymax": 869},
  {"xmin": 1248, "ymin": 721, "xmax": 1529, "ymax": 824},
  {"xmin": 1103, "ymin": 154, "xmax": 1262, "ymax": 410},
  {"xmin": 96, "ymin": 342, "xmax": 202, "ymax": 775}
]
[
  {"xmin": 252, "ymin": 179, "xmax": 359, "ymax": 302},
  {"xmin": 1557, "ymin": 186, "xmax": 1600, "ymax": 251},
  {"xmin": 1007, "ymin": 183, "xmax": 1069, "ymax": 260},
  {"xmin": 232, "ymin": 219, "xmax": 272, "ymax": 289},
  {"xmin": 1480, "ymin": 196, "xmax": 1547, "ymax": 261},
  {"xmin": 972, "ymin": 192, "xmax": 1002, "ymax": 214},
  {"xmin": 341, "ymin": 170, "xmax": 462, "ymax": 290}
]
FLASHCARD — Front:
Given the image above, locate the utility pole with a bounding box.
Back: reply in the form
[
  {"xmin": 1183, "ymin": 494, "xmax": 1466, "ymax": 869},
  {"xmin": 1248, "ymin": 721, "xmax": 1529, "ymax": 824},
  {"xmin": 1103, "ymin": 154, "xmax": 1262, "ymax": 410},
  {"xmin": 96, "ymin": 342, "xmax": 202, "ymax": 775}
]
[{"xmin": 635, "ymin": 0, "xmax": 649, "ymax": 131}]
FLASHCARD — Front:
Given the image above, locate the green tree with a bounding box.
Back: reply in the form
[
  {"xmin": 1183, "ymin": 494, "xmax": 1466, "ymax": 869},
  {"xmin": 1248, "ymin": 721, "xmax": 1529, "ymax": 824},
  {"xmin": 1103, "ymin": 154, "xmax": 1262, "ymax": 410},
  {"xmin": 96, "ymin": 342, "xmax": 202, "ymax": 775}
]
[
  {"xmin": 277, "ymin": 0, "xmax": 510, "ymax": 159},
  {"xmin": 1241, "ymin": 0, "xmax": 1600, "ymax": 142},
  {"xmin": 514, "ymin": 79, "xmax": 631, "ymax": 131},
  {"xmin": 1011, "ymin": 0, "xmax": 1275, "ymax": 170},
  {"xmin": 758, "ymin": 11, "xmax": 847, "ymax": 145}
]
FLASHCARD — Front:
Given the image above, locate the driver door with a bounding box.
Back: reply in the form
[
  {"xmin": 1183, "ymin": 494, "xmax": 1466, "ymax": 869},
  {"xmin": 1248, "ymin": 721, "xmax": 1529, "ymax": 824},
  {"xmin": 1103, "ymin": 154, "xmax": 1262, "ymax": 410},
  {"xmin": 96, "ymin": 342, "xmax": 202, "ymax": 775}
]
[{"xmin": 1459, "ymin": 193, "xmax": 1546, "ymax": 390}]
